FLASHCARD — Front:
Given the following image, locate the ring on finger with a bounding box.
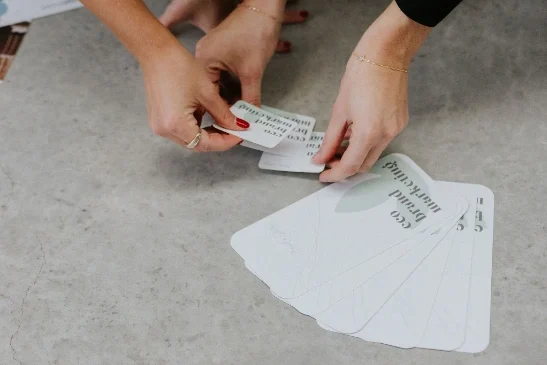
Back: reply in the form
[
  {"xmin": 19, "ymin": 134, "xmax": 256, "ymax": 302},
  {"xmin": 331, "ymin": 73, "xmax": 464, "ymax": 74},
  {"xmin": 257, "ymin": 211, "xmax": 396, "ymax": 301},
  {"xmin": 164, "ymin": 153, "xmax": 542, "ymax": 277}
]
[{"xmin": 185, "ymin": 129, "xmax": 202, "ymax": 149}]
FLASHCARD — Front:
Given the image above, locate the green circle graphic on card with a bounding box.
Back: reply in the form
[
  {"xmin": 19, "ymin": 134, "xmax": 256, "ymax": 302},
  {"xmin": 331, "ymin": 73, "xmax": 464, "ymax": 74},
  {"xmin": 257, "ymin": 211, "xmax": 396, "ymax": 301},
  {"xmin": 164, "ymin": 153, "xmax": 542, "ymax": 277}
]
[{"xmin": 335, "ymin": 155, "xmax": 437, "ymax": 229}]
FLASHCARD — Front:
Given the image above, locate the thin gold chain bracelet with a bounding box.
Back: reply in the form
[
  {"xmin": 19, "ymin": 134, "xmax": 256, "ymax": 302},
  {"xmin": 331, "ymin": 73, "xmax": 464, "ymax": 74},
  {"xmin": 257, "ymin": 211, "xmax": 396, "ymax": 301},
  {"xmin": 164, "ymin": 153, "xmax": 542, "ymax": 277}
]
[
  {"xmin": 237, "ymin": 3, "xmax": 283, "ymax": 24},
  {"xmin": 352, "ymin": 52, "xmax": 409, "ymax": 73}
]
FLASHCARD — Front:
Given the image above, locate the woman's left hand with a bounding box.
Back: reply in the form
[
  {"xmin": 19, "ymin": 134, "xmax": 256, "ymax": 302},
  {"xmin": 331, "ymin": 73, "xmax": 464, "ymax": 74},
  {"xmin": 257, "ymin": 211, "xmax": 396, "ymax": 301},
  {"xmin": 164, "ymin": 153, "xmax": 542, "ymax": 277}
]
[
  {"xmin": 195, "ymin": 2, "xmax": 284, "ymax": 106},
  {"xmin": 312, "ymin": 56, "xmax": 410, "ymax": 183},
  {"xmin": 312, "ymin": 0, "xmax": 431, "ymax": 182}
]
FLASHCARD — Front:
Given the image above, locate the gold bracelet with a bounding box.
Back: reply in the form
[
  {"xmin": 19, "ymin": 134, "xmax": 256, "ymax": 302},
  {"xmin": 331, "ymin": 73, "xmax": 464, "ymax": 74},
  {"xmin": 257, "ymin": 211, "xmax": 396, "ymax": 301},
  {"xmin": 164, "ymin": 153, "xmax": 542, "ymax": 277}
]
[
  {"xmin": 352, "ymin": 52, "xmax": 409, "ymax": 73},
  {"xmin": 237, "ymin": 3, "xmax": 283, "ymax": 24}
]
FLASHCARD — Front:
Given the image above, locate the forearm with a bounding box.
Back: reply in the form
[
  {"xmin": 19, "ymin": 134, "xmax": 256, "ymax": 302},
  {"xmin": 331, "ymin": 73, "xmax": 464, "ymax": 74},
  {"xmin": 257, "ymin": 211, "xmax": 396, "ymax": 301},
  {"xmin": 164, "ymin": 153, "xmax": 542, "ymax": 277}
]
[
  {"xmin": 80, "ymin": 0, "xmax": 186, "ymax": 63},
  {"xmin": 356, "ymin": 1, "xmax": 432, "ymax": 69}
]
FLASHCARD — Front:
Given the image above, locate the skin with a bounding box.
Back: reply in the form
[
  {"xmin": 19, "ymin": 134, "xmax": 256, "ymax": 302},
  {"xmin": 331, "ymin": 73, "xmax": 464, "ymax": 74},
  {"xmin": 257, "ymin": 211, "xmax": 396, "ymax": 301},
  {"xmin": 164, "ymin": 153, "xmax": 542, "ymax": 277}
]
[
  {"xmin": 195, "ymin": 1, "xmax": 285, "ymax": 107},
  {"xmin": 80, "ymin": 0, "xmax": 297, "ymax": 151},
  {"xmin": 313, "ymin": 1, "xmax": 432, "ymax": 182},
  {"xmin": 80, "ymin": 0, "xmax": 250, "ymax": 151},
  {"xmin": 81, "ymin": 0, "xmax": 431, "ymax": 181},
  {"xmin": 158, "ymin": 0, "xmax": 308, "ymax": 53}
]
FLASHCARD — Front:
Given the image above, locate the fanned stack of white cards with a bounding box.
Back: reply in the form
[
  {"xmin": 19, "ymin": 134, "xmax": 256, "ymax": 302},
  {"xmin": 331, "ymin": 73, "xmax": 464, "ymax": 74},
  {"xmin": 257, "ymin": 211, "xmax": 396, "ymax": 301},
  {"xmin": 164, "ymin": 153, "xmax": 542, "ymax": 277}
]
[{"xmin": 218, "ymin": 104, "xmax": 495, "ymax": 352}]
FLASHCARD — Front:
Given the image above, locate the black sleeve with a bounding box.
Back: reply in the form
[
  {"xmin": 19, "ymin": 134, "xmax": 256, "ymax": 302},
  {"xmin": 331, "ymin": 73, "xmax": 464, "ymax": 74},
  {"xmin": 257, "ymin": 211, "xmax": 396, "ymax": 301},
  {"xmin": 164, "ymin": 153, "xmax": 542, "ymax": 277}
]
[{"xmin": 395, "ymin": 0, "xmax": 463, "ymax": 27}]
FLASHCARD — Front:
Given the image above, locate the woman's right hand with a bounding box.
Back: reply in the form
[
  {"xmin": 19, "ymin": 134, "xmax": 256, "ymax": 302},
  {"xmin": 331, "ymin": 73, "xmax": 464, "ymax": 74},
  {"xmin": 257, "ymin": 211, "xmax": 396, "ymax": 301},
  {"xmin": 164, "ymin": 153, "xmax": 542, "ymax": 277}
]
[
  {"xmin": 140, "ymin": 43, "xmax": 249, "ymax": 152},
  {"xmin": 79, "ymin": 0, "xmax": 247, "ymax": 151}
]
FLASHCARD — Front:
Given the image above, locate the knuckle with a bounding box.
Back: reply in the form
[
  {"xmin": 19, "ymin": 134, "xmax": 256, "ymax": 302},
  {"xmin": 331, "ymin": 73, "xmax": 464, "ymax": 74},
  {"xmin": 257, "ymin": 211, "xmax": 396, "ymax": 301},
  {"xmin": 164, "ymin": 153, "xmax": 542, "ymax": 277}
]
[
  {"xmin": 149, "ymin": 120, "xmax": 166, "ymax": 137},
  {"xmin": 164, "ymin": 119, "xmax": 180, "ymax": 135},
  {"xmin": 240, "ymin": 66, "xmax": 262, "ymax": 81},
  {"xmin": 196, "ymin": 143, "xmax": 212, "ymax": 153},
  {"xmin": 397, "ymin": 112, "xmax": 409, "ymax": 130},
  {"xmin": 195, "ymin": 39, "xmax": 208, "ymax": 60},
  {"xmin": 362, "ymin": 129, "xmax": 382, "ymax": 143},
  {"xmin": 401, "ymin": 119, "xmax": 409, "ymax": 129},
  {"xmin": 165, "ymin": 115, "xmax": 190, "ymax": 136},
  {"xmin": 245, "ymin": 96, "xmax": 261, "ymax": 106},
  {"xmin": 399, "ymin": 115, "xmax": 409, "ymax": 129},
  {"xmin": 217, "ymin": 106, "xmax": 233, "ymax": 123},
  {"xmin": 383, "ymin": 126, "xmax": 399, "ymax": 140},
  {"xmin": 201, "ymin": 84, "xmax": 218, "ymax": 102},
  {"xmin": 342, "ymin": 164, "xmax": 361, "ymax": 176},
  {"xmin": 244, "ymin": 74, "xmax": 261, "ymax": 83}
]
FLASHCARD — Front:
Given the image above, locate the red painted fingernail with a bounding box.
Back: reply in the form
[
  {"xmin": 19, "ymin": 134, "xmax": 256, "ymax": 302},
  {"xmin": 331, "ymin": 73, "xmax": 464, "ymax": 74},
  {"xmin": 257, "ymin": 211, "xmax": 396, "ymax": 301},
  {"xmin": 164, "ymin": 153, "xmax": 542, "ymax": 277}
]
[
  {"xmin": 284, "ymin": 41, "xmax": 292, "ymax": 48},
  {"xmin": 300, "ymin": 10, "xmax": 309, "ymax": 18},
  {"xmin": 236, "ymin": 118, "xmax": 250, "ymax": 129}
]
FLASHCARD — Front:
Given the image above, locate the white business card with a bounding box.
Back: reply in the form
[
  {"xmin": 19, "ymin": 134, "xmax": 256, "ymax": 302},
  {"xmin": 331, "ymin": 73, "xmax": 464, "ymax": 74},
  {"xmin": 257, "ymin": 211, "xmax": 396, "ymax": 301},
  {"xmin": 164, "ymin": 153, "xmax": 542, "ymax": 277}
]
[
  {"xmin": 213, "ymin": 101, "xmax": 297, "ymax": 148},
  {"xmin": 258, "ymin": 132, "xmax": 325, "ymax": 173}
]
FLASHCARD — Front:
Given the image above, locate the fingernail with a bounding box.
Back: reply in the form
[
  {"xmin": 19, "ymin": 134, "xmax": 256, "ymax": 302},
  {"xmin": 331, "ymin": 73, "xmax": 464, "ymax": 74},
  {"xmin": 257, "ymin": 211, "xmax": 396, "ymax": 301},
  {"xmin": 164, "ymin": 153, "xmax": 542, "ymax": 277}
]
[
  {"xmin": 283, "ymin": 41, "xmax": 292, "ymax": 49},
  {"xmin": 236, "ymin": 118, "xmax": 250, "ymax": 129},
  {"xmin": 300, "ymin": 10, "xmax": 309, "ymax": 18}
]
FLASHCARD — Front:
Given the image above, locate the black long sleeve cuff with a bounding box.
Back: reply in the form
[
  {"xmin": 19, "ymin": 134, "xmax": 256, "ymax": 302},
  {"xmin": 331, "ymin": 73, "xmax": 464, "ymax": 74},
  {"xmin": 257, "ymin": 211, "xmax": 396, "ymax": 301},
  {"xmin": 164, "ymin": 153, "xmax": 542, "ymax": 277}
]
[{"xmin": 395, "ymin": 0, "xmax": 463, "ymax": 27}]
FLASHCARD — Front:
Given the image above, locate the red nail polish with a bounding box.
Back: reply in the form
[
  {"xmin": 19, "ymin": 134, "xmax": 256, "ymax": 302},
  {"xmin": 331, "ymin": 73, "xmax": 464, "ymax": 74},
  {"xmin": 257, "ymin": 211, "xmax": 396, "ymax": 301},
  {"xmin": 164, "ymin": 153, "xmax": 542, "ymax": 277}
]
[
  {"xmin": 236, "ymin": 118, "xmax": 250, "ymax": 129},
  {"xmin": 284, "ymin": 41, "xmax": 292, "ymax": 48},
  {"xmin": 300, "ymin": 10, "xmax": 309, "ymax": 18}
]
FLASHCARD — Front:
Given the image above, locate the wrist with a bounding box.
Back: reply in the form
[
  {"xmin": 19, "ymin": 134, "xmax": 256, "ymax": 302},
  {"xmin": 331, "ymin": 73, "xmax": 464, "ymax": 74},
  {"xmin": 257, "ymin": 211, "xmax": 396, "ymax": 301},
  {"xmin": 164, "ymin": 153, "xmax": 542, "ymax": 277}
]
[
  {"xmin": 241, "ymin": 0, "xmax": 286, "ymax": 20},
  {"xmin": 133, "ymin": 27, "xmax": 185, "ymax": 65},
  {"xmin": 138, "ymin": 36, "xmax": 194, "ymax": 73},
  {"xmin": 354, "ymin": 1, "xmax": 431, "ymax": 69}
]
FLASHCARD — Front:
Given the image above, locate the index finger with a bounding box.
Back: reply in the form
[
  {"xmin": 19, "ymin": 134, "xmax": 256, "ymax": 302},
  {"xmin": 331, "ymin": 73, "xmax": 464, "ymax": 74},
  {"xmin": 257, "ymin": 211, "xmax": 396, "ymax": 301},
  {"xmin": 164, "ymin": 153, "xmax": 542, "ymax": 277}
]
[
  {"xmin": 312, "ymin": 104, "xmax": 348, "ymax": 164},
  {"xmin": 241, "ymin": 74, "xmax": 262, "ymax": 107},
  {"xmin": 318, "ymin": 128, "xmax": 374, "ymax": 182}
]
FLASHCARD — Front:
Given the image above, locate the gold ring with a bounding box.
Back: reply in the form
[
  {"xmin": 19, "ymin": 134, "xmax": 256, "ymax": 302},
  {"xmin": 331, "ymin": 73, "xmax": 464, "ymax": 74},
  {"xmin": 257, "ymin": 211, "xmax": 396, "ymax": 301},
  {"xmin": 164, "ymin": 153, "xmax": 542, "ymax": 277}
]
[{"xmin": 185, "ymin": 129, "xmax": 202, "ymax": 149}]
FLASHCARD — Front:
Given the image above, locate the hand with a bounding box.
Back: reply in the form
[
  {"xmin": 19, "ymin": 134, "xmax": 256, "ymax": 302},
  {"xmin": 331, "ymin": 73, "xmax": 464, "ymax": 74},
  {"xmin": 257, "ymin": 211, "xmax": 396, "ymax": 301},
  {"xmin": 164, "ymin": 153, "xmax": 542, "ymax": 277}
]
[
  {"xmin": 141, "ymin": 43, "xmax": 249, "ymax": 152},
  {"xmin": 313, "ymin": 58, "xmax": 409, "ymax": 182},
  {"xmin": 194, "ymin": 2, "xmax": 284, "ymax": 106},
  {"xmin": 79, "ymin": 0, "xmax": 248, "ymax": 151},
  {"xmin": 159, "ymin": 0, "xmax": 309, "ymax": 54},
  {"xmin": 159, "ymin": 0, "xmax": 235, "ymax": 34},
  {"xmin": 313, "ymin": 1, "xmax": 431, "ymax": 182}
]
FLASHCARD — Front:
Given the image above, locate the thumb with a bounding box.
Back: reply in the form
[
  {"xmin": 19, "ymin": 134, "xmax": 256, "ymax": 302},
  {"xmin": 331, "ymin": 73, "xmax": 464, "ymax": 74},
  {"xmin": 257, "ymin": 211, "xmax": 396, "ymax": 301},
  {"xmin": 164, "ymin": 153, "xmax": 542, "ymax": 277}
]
[
  {"xmin": 241, "ymin": 75, "xmax": 262, "ymax": 107},
  {"xmin": 205, "ymin": 93, "xmax": 250, "ymax": 131},
  {"xmin": 312, "ymin": 102, "xmax": 348, "ymax": 164}
]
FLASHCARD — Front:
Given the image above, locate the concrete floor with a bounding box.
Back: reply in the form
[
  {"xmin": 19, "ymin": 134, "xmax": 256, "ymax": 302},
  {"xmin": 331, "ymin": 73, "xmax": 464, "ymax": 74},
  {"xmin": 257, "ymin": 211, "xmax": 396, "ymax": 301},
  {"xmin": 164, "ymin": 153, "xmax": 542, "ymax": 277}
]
[{"xmin": 1, "ymin": 0, "xmax": 546, "ymax": 364}]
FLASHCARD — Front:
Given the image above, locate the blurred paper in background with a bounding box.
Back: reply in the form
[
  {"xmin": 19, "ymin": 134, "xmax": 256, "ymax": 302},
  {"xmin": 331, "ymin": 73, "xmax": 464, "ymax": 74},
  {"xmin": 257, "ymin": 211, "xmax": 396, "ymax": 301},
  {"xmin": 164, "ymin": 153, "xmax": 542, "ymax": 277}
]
[
  {"xmin": 0, "ymin": 22, "xmax": 29, "ymax": 81},
  {"xmin": 0, "ymin": 0, "xmax": 82, "ymax": 27}
]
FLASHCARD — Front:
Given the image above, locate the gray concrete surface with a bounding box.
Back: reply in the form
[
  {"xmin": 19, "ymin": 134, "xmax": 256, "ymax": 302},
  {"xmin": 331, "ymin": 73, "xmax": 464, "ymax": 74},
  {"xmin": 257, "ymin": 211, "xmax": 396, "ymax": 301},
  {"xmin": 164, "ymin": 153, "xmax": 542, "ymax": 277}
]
[{"xmin": 1, "ymin": 0, "xmax": 546, "ymax": 364}]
